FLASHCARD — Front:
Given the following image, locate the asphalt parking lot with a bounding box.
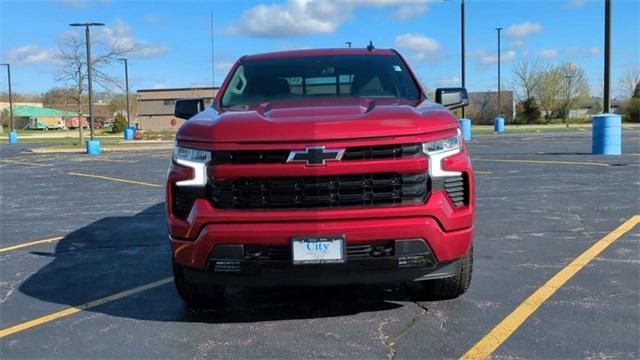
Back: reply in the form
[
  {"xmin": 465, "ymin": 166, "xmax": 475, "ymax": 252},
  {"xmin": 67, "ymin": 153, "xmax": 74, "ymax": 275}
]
[{"xmin": 1, "ymin": 130, "xmax": 639, "ymax": 359}]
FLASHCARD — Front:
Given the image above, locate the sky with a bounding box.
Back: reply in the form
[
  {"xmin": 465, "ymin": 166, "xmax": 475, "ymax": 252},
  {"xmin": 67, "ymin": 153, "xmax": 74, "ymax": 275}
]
[{"xmin": 1, "ymin": 0, "xmax": 638, "ymax": 97}]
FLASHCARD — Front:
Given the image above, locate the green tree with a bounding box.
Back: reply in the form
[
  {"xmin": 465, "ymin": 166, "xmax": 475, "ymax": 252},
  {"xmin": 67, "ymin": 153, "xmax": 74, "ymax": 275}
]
[
  {"xmin": 520, "ymin": 98, "xmax": 542, "ymax": 124},
  {"xmin": 112, "ymin": 113, "xmax": 128, "ymax": 133},
  {"xmin": 622, "ymin": 82, "xmax": 640, "ymax": 123},
  {"xmin": 534, "ymin": 67, "xmax": 563, "ymax": 121},
  {"xmin": 557, "ymin": 62, "xmax": 590, "ymax": 125}
]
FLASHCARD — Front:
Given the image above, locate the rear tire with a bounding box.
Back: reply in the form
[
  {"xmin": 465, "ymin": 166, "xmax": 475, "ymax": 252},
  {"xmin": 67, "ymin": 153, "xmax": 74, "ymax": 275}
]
[
  {"xmin": 421, "ymin": 245, "xmax": 473, "ymax": 299},
  {"xmin": 172, "ymin": 260, "xmax": 225, "ymax": 307}
]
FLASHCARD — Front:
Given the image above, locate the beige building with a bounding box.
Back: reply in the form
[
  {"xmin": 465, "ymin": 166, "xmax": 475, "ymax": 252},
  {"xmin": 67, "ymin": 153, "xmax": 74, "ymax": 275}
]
[
  {"xmin": 135, "ymin": 87, "xmax": 219, "ymax": 130},
  {"xmin": 0, "ymin": 102, "xmax": 43, "ymax": 111}
]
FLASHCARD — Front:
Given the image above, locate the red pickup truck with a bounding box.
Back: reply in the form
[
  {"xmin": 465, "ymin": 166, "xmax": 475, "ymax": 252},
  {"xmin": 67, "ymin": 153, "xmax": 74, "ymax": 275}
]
[{"xmin": 167, "ymin": 48, "xmax": 474, "ymax": 306}]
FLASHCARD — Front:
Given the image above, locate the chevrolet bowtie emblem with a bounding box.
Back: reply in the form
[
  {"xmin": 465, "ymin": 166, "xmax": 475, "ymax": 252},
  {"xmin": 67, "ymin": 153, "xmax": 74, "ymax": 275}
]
[{"xmin": 286, "ymin": 146, "xmax": 345, "ymax": 166}]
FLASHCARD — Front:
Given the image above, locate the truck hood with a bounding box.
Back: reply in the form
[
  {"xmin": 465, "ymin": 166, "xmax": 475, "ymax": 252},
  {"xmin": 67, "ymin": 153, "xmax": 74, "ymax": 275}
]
[{"xmin": 177, "ymin": 98, "xmax": 459, "ymax": 143}]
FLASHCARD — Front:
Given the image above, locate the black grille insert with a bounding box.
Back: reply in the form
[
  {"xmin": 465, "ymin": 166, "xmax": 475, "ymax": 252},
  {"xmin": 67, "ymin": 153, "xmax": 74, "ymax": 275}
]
[
  {"xmin": 172, "ymin": 186, "xmax": 206, "ymax": 219},
  {"xmin": 210, "ymin": 172, "xmax": 429, "ymax": 209},
  {"xmin": 242, "ymin": 241, "xmax": 394, "ymax": 261},
  {"xmin": 443, "ymin": 174, "xmax": 468, "ymax": 207},
  {"xmin": 212, "ymin": 143, "xmax": 422, "ymax": 164}
]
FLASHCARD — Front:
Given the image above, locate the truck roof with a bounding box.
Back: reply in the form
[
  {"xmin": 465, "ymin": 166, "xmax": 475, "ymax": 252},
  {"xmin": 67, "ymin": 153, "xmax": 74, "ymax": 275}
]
[{"xmin": 243, "ymin": 48, "xmax": 398, "ymax": 61}]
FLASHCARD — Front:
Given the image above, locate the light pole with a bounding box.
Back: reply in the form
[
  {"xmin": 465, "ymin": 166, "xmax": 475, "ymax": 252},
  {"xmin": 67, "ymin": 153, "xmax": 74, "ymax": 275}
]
[
  {"xmin": 119, "ymin": 58, "xmax": 131, "ymax": 128},
  {"xmin": 564, "ymin": 74, "xmax": 575, "ymax": 126},
  {"xmin": 496, "ymin": 27, "xmax": 502, "ymax": 117},
  {"xmin": 70, "ymin": 22, "xmax": 104, "ymax": 142},
  {"xmin": 603, "ymin": 0, "xmax": 611, "ymax": 112},
  {"xmin": 461, "ymin": 0, "xmax": 466, "ymax": 118},
  {"xmin": 1, "ymin": 63, "xmax": 14, "ymax": 141}
]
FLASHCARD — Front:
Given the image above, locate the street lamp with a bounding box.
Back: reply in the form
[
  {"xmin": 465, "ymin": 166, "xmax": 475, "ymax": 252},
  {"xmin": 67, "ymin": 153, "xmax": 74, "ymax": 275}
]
[
  {"xmin": 496, "ymin": 27, "xmax": 503, "ymax": 117},
  {"xmin": 603, "ymin": 0, "xmax": 611, "ymax": 112},
  {"xmin": 118, "ymin": 58, "xmax": 131, "ymax": 128},
  {"xmin": 564, "ymin": 74, "xmax": 575, "ymax": 126},
  {"xmin": 444, "ymin": 0, "xmax": 467, "ymax": 117},
  {"xmin": 1, "ymin": 63, "xmax": 16, "ymax": 142},
  {"xmin": 69, "ymin": 22, "xmax": 104, "ymax": 142}
]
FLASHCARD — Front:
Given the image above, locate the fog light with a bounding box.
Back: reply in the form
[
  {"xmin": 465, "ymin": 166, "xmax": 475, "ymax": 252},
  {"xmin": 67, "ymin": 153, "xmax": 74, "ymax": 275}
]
[
  {"xmin": 398, "ymin": 255, "xmax": 427, "ymax": 268},
  {"xmin": 213, "ymin": 261, "xmax": 241, "ymax": 272}
]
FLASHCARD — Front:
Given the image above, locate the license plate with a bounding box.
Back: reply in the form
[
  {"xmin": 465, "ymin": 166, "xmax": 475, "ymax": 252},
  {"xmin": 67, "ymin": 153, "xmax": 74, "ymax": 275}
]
[{"xmin": 292, "ymin": 235, "xmax": 346, "ymax": 265}]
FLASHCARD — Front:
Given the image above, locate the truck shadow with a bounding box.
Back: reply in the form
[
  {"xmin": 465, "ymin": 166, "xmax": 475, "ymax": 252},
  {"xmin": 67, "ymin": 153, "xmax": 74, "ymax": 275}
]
[{"xmin": 19, "ymin": 203, "xmax": 407, "ymax": 324}]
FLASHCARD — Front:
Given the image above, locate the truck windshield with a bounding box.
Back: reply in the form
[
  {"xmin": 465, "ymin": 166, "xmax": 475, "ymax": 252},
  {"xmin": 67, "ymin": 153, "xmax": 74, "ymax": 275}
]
[{"xmin": 220, "ymin": 54, "xmax": 421, "ymax": 108}]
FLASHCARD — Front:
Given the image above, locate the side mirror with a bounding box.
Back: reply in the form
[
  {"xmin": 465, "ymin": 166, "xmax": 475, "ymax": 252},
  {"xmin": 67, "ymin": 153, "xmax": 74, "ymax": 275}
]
[
  {"xmin": 174, "ymin": 98, "xmax": 205, "ymax": 119},
  {"xmin": 435, "ymin": 87, "xmax": 469, "ymax": 110}
]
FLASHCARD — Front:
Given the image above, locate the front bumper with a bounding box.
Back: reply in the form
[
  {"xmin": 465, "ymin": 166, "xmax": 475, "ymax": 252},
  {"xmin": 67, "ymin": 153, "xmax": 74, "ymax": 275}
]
[
  {"xmin": 171, "ymin": 215, "xmax": 473, "ymax": 283},
  {"xmin": 181, "ymin": 257, "xmax": 463, "ymax": 287}
]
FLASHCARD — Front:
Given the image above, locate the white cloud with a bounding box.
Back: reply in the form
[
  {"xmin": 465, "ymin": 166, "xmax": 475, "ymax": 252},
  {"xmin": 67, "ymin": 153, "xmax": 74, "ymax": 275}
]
[
  {"xmin": 562, "ymin": 0, "xmax": 588, "ymax": 9},
  {"xmin": 5, "ymin": 45, "xmax": 55, "ymax": 66},
  {"xmin": 342, "ymin": 0, "xmax": 427, "ymax": 4},
  {"xmin": 437, "ymin": 76, "xmax": 460, "ymax": 87},
  {"xmin": 470, "ymin": 49, "xmax": 516, "ymax": 68},
  {"xmin": 57, "ymin": 0, "xmax": 110, "ymax": 9},
  {"xmin": 230, "ymin": 0, "xmax": 349, "ymax": 38},
  {"xmin": 231, "ymin": 0, "xmax": 433, "ymax": 38},
  {"xmin": 568, "ymin": 47, "xmax": 601, "ymax": 56},
  {"xmin": 392, "ymin": 3, "xmax": 428, "ymax": 21},
  {"xmin": 508, "ymin": 40, "xmax": 526, "ymax": 50},
  {"xmin": 538, "ymin": 49, "xmax": 559, "ymax": 59},
  {"xmin": 96, "ymin": 20, "xmax": 168, "ymax": 58},
  {"xmin": 505, "ymin": 22, "xmax": 543, "ymax": 38},
  {"xmin": 394, "ymin": 33, "xmax": 445, "ymax": 62},
  {"xmin": 144, "ymin": 15, "xmax": 170, "ymax": 27},
  {"xmin": 395, "ymin": 33, "xmax": 440, "ymax": 52},
  {"xmin": 214, "ymin": 61, "xmax": 234, "ymax": 71}
]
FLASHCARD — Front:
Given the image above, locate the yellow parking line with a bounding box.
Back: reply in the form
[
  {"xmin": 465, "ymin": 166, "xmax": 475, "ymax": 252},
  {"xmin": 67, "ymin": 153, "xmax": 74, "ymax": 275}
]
[
  {"xmin": 0, "ymin": 236, "xmax": 64, "ymax": 254},
  {"xmin": 473, "ymin": 158, "xmax": 611, "ymax": 167},
  {"xmin": 475, "ymin": 171, "xmax": 492, "ymax": 175},
  {"xmin": 68, "ymin": 172, "xmax": 162, "ymax": 188},
  {"xmin": 0, "ymin": 159, "xmax": 49, "ymax": 167},
  {"xmin": 460, "ymin": 215, "xmax": 640, "ymax": 360},
  {"xmin": 0, "ymin": 277, "xmax": 173, "ymax": 339}
]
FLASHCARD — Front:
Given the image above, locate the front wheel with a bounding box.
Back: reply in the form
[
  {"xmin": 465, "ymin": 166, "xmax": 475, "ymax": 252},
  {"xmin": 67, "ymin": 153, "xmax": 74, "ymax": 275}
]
[
  {"xmin": 172, "ymin": 260, "xmax": 225, "ymax": 307},
  {"xmin": 420, "ymin": 245, "xmax": 473, "ymax": 299}
]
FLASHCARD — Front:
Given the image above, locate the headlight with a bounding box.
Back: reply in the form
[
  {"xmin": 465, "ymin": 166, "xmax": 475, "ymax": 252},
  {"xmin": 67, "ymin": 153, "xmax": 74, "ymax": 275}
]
[
  {"xmin": 173, "ymin": 146, "xmax": 211, "ymax": 187},
  {"xmin": 422, "ymin": 130, "xmax": 462, "ymax": 177},
  {"xmin": 422, "ymin": 134, "xmax": 461, "ymax": 155},
  {"xmin": 173, "ymin": 146, "xmax": 210, "ymax": 163}
]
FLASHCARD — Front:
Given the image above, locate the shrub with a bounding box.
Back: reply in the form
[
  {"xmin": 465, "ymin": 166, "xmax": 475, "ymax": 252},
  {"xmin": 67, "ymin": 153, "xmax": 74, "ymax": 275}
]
[
  {"xmin": 112, "ymin": 113, "xmax": 127, "ymax": 133},
  {"xmin": 622, "ymin": 97, "xmax": 640, "ymax": 123}
]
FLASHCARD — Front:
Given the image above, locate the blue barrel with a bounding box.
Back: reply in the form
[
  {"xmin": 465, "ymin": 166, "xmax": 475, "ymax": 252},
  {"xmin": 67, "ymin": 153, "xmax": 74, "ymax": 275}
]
[
  {"xmin": 124, "ymin": 128, "xmax": 134, "ymax": 140},
  {"xmin": 86, "ymin": 140, "xmax": 102, "ymax": 155},
  {"xmin": 494, "ymin": 117, "xmax": 505, "ymax": 133},
  {"xmin": 592, "ymin": 114, "xmax": 621, "ymax": 155},
  {"xmin": 8, "ymin": 131, "xmax": 18, "ymax": 144},
  {"xmin": 459, "ymin": 118, "xmax": 472, "ymax": 141}
]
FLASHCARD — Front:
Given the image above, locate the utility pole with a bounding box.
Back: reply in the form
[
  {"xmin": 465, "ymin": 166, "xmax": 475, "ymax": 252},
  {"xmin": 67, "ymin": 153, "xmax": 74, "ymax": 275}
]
[
  {"xmin": 210, "ymin": 10, "xmax": 215, "ymax": 90},
  {"xmin": 603, "ymin": 0, "xmax": 611, "ymax": 112},
  {"xmin": 564, "ymin": 74, "xmax": 575, "ymax": 126},
  {"xmin": 119, "ymin": 58, "xmax": 131, "ymax": 127},
  {"xmin": 461, "ymin": 0, "xmax": 466, "ymax": 118},
  {"xmin": 70, "ymin": 22, "xmax": 104, "ymax": 141},
  {"xmin": 1, "ymin": 63, "xmax": 14, "ymax": 136},
  {"xmin": 496, "ymin": 27, "xmax": 502, "ymax": 117}
]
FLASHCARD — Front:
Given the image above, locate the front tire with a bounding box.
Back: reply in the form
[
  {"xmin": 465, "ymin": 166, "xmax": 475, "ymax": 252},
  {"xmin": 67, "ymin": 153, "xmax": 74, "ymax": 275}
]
[
  {"xmin": 420, "ymin": 245, "xmax": 473, "ymax": 299},
  {"xmin": 172, "ymin": 260, "xmax": 225, "ymax": 307}
]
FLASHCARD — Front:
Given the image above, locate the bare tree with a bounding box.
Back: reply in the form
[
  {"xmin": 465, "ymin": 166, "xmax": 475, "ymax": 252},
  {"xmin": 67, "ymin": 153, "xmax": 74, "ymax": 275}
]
[
  {"xmin": 558, "ymin": 62, "xmax": 590, "ymax": 125},
  {"xmin": 54, "ymin": 32, "xmax": 131, "ymax": 143},
  {"xmin": 618, "ymin": 69, "xmax": 640, "ymax": 99},
  {"xmin": 511, "ymin": 55, "xmax": 545, "ymax": 102},
  {"xmin": 534, "ymin": 67, "xmax": 563, "ymax": 121}
]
